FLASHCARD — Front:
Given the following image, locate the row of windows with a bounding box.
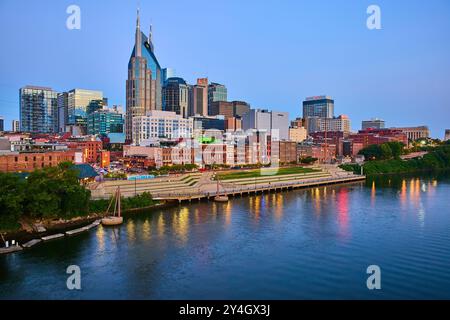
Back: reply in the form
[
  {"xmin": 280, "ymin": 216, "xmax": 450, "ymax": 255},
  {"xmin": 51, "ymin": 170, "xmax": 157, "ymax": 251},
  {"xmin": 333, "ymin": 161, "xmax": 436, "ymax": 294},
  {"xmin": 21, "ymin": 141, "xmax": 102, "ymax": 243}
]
[{"xmin": 13, "ymin": 155, "xmax": 75, "ymax": 162}]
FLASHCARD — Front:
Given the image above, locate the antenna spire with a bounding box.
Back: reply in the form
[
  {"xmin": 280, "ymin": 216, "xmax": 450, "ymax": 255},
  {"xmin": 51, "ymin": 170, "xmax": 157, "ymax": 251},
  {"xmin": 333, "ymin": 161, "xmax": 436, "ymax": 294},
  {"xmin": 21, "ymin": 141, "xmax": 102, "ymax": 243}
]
[{"xmin": 135, "ymin": 7, "xmax": 142, "ymax": 57}]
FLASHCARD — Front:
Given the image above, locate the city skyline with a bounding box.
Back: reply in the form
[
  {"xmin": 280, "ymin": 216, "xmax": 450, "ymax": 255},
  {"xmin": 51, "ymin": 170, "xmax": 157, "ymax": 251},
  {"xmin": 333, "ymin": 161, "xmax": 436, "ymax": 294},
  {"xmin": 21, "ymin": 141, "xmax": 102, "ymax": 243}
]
[{"xmin": 0, "ymin": 0, "xmax": 449, "ymax": 137}]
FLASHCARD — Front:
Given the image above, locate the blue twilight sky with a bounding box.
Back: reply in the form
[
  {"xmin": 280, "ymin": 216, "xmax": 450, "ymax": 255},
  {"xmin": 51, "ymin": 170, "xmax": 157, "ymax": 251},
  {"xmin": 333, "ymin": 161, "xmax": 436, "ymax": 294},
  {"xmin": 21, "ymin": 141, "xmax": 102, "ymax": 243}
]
[{"xmin": 0, "ymin": 0, "xmax": 449, "ymax": 136}]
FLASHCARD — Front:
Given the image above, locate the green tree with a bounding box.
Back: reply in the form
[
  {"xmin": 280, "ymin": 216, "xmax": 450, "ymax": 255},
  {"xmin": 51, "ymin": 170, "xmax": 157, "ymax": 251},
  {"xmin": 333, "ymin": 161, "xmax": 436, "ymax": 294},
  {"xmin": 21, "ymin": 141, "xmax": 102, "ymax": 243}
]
[
  {"xmin": 386, "ymin": 141, "xmax": 405, "ymax": 159},
  {"xmin": 380, "ymin": 143, "xmax": 393, "ymax": 159},
  {"xmin": 0, "ymin": 173, "xmax": 25, "ymax": 229},
  {"xmin": 359, "ymin": 144, "xmax": 382, "ymax": 160},
  {"xmin": 24, "ymin": 162, "xmax": 91, "ymax": 219}
]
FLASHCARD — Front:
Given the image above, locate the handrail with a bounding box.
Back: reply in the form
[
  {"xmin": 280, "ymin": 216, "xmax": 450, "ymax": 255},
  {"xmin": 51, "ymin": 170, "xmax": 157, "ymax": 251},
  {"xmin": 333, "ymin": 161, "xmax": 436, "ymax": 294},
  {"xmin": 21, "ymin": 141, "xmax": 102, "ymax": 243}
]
[{"xmin": 151, "ymin": 175, "xmax": 365, "ymax": 199}]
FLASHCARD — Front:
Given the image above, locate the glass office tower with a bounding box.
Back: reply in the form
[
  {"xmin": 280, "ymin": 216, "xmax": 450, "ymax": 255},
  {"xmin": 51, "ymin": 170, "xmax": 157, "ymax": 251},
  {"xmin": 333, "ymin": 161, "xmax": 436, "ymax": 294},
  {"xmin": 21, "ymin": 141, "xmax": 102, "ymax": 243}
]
[
  {"xmin": 302, "ymin": 96, "xmax": 334, "ymax": 118},
  {"xmin": 208, "ymin": 83, "xmax": 227, "ymax": 114},
  {"xmin": 162, "ymin": 77, "xmax": 189, "ymax": 118},
  {"xmin": 88, "ymin": 109, "xmax": 124, "ymax": 135},
  {"xmin": 126, "ymin": 9, "xmax": 163, "ymax": 142},
  {"xmin": 20, "ymin": 86, "xmax": 58, "ymax": 133}
]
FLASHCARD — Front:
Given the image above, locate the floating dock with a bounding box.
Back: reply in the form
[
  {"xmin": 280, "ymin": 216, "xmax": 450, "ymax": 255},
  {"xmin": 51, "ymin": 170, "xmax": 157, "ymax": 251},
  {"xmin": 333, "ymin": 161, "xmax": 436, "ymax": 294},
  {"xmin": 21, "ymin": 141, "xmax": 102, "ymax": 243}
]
[
  {"xmin": 41, "ymin": 233, "xmax": 65, "ymax": 241},
  {"xmin": 0, "ymin": 245, "xmax": 23, "ymax": 255},
  {"xmin": 22, "ymin": 239, "xmax": 42, "ymax": 248},
  {"xmin": 65, "ymin": 227, "xmax": 89, "ymax": 236}
]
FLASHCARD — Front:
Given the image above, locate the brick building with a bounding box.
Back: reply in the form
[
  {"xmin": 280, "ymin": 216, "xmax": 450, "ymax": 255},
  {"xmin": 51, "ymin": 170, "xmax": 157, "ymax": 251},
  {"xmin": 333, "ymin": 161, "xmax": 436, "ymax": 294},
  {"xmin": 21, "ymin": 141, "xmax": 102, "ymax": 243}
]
[{"xmin": 0, "ymin": 150, "xmax": 80, "ymax": 172}]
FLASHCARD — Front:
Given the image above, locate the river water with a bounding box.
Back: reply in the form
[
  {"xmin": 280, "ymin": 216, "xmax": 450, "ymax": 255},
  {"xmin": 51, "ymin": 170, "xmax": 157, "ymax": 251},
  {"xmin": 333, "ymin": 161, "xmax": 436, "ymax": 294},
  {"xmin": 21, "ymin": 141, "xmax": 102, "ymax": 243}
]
[{"xmin": 1, "ymin": 173, "xmax": 450, "ymax": 299}]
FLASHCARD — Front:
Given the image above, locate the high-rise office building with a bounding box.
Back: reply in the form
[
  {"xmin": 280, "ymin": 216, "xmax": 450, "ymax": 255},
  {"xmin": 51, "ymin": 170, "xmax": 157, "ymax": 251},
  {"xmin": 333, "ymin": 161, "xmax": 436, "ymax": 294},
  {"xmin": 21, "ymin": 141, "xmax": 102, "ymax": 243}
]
[
  {"xmin": 209, "ymin": 101, "xmax": 234, "ymax": 119},
  {"xmin": 65, "ymin": 89, "xmax": 104, "ymax": 133},
  {"xmin": 189, "ymin": 78, "xmax": 208, "ymax": 116},
  {"xmin": 302, "ymin": 96, "xmax": 334, "ymax": 119},
  {"xmin": 306, "ymin": 115, "xmax": 351, "ymax": 134},
  {"xmin": 57, "ymin": 92, "xmax": 68, "ymax": 132},
  {"xmin": 87, "ymin": 109, "xmax": 124, "ymax": 135},
  {"xmin": 132, "ymin": 110, "xmax": 193, "ymax": 145},
  {"xmin": 242, "ymin": 109, "xmax": 271, "ymax": 133},
  {"xmin": 192, "ymin": 115, "xmax": 226, "ymax": 131},
  {"xmin": 162, "ymin": 77, "xmax": 189, "ymax": 118},
  {"xmin": 0, "ymin": 116, "xmax": 4, "ymax": 132},
  {"xmin": 126, "ymin": 9, "xmax": 163, "ymax": 141},
  {"xmin": 20, "ymin": 86, "xmax": 58, "ymax": 133},
  {"xmin": 12, "ymin": 120, "xmax": 20, "ymax": 132},
  {"xmin": 362, "ymin": 118, "xmax": 385, "ymax": 130},
  {"xmin": 242, "ymin": 109, "xmax": 289, "ymax": 140},
  {"xmin": 271, "ymin": 111, "xmax": 290, "ymax": 140},
  {"xmin": 232, "ymin": 101, "xmax": 251, "ymax": 118},
  {"xmin": 208, "ymin": 83, "xmax": 227, "ymax": 114},
  {"xmin": 210, "ymin": 100, "xmax": 251, "ymax": 119}
]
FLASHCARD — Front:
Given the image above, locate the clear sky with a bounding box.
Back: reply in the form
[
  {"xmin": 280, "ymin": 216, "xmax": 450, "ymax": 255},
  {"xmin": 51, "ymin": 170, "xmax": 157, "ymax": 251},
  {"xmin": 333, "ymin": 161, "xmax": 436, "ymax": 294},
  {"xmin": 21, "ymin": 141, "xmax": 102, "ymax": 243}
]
[{"xmin": 0, "ymin": 0, "xmax": 449, "ymax": 137}]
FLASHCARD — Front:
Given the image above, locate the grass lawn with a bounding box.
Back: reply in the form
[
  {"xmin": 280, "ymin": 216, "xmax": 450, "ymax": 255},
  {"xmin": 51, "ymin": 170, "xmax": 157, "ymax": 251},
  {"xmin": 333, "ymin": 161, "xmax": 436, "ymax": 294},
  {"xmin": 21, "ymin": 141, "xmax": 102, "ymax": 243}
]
[{"xmin": 216, "ymin": 166, "xmax": 320, "ymax": 180}]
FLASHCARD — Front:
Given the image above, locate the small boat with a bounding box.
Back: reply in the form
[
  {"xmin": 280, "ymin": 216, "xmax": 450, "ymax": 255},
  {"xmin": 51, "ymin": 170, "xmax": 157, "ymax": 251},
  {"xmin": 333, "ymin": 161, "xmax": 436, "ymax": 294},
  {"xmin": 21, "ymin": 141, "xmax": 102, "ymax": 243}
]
[
  {"xmin": 214, "ymin": 195, "xmax": 229, "ymax": 202},
  {"xmin": 214, "ymin": 173, "xmax": 229, "ymax": 202},
  {"xmin": 102, "ymin": 187, "xmax": 124, "ymax": 226}
]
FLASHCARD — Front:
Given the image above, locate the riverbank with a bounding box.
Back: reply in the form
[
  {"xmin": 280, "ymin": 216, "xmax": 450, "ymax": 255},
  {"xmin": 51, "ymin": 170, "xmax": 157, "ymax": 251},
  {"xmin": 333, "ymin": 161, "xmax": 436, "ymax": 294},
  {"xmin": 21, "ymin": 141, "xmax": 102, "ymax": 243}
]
[
  {"xmin": 1, "ymin": 201, "xmax": 175, "ymax": 245},
  {"xmin": 340, "ymin": 144, "xmax": 450, "ymax": 176}
]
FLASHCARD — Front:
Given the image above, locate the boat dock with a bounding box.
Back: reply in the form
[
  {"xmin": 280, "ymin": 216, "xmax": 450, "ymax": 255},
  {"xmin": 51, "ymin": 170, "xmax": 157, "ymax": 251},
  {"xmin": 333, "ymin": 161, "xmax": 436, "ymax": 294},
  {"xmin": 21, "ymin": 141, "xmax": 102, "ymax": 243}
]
[
  {"xmin": 22, "ymin": 239, "xmax": 42, "ymax": 248},
  {"xmin": 41, "ymin": 233, "xmax": 65, "ymax": 241}
]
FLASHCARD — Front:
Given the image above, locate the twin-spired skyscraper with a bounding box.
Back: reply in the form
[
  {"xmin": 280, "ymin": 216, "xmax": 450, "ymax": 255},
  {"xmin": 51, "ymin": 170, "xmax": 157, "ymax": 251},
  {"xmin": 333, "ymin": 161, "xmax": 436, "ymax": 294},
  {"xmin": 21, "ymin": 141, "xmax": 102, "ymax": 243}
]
[{"xmin": 126, "ymin": 9, "xmax": 163, "ymax": 142}]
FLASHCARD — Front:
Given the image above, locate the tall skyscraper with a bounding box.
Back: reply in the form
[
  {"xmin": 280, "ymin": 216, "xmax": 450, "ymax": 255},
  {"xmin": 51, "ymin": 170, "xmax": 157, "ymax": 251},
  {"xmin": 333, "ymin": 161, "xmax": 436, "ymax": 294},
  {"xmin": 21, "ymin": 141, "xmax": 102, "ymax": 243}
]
[
  {"xmin": 0, "ymin": 116, "xmax": 4, "ymax": 132},
  {"xmin": 57, "ymin": 92, "xmax": 68, "ymax": 133},
  {"xmin": 302, "ymin": 96, "xmax": 334, "ymax": 118},
  {"xmin": 362, "ymin": 118, "xmax": 385, "ymax": 130},
  {"xmin": 189, "ymin": 78, "xmax": 208, "ymax": 116},
  {"xmin": 12, "ymin": 120, "xmax": 20, "ymax": 132},
  {"xmin": 126, "ymin": 9, "xmax": 163, "ymax": 142},
  {"xmin": 208, "ymin": 82, "xmax": 227, "ymax": 114},
  {"xmin": 162, "ymin": 77, "xmax": 189, "ymax": 118},
  {"xmin": 20, "ymin": 85, "xmax": 58, "ymax": 133}
]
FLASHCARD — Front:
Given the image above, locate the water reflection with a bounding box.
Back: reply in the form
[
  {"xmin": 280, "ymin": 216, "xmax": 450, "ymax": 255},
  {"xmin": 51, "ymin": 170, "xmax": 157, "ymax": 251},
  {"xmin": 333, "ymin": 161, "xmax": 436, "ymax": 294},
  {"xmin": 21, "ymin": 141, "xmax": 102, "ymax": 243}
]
[
  {"xmin": 371, "ymin": 181, "xmax": 376, "ymax": 206},
  {"xmin": 337, "ymin": 188, "xmax": 349, "ymax": 238},
  {"xmin": 142, "ymin": 219, "xmax": 151, "ymax": 241},
  {"xmin": 126, "ymin": 219, "xmax": 136, "ymax": 243},
  {"xmin": 173, "ymin": 207, "xmax": 189, "ymax": 245},
  {"xmin": 96, "ymin": 225, "xmax": 105, "ymax": 252},
  {"xmin": 312, "ymin": 188, "xmax": 321, "ymax": 216},
  {"xmin": 274, "ymin": 193, "xmax": 283, "ymax": 221}
]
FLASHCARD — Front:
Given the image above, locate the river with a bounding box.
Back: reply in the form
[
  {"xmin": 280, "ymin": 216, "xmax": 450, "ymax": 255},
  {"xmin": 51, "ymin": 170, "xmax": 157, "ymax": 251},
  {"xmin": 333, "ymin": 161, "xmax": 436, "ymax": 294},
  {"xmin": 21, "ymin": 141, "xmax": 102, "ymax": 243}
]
[{"xmin": 1, "ymin": 173, "xmax": 450, "ymax": 299}]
